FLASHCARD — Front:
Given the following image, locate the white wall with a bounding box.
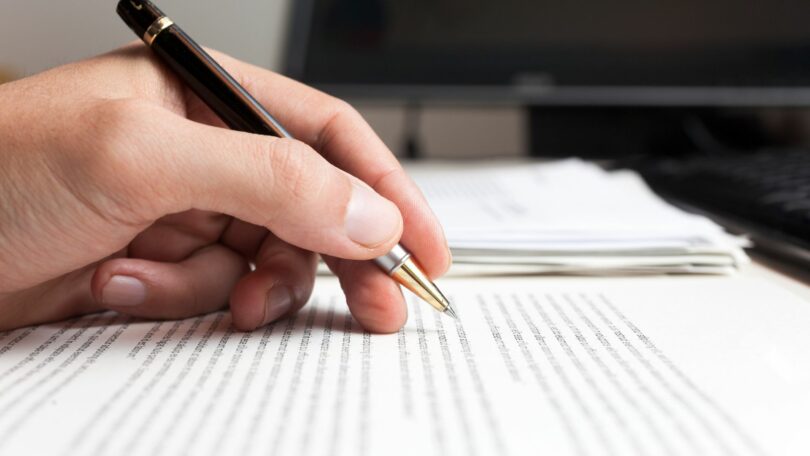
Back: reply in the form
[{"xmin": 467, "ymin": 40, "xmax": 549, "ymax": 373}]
[{"xmin": 0, "ymin": 1, "xmax": 291, "ymax": 77}]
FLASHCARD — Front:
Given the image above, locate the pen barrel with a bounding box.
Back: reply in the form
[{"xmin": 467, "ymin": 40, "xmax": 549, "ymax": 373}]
[
  {"xmin": 117, "ymin": 0, "xmax": 289, "ymax": 137},
  {"xmin": 150, "ymin": 27, "xmax": 290, "ymax": 137}
]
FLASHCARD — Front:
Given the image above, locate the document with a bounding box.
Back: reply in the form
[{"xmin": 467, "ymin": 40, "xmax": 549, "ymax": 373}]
[
  {"xmin": 407, "ymin": 160, "xmax": 749, "ymax": 274},
  {"xmin": 0, "ymin": 276, "xmax": 808, "ymax": 455}
]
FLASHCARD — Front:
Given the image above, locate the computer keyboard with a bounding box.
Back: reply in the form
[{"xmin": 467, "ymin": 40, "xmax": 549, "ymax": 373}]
[{"xmin": 637, "ymin": 149, "xmax": 810, "ymax": 261}]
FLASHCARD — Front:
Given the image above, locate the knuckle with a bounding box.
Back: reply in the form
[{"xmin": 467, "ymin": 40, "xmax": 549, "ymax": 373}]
[
  {"xmin": 326, "ymin": 97, "xmax": 361, "ymax": 126},
  {"xmin": 80, "ymin": 99, "xmax": 169, "ymax": 221},
  {"xmin": 267, "ymin": 140, "xmax": 315, "ymax": 197},
  {"xmin": 88, "ymin": 99, "xmax": 156, "ymax": 167},
  {"xmin": 329, "ymin": 97, "xmax": 357, "ymax": 117},
  {"xmin": 316, "ymin": 97, "xmax": 363, "ymax": 153},
  {"xmin": 261, "ymin": 139, "xmax": 328, "ymax": 217}
]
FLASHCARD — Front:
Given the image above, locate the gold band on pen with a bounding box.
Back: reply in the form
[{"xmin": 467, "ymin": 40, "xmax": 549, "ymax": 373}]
[{"xmin": 143, "ymin": 16, "xmax": 174, "ymax": 46}]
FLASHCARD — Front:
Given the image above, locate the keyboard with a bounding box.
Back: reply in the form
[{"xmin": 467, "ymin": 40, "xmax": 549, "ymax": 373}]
[{"xmin": 637, "ymin": 149, "xmax": 810, "ymax": 262}]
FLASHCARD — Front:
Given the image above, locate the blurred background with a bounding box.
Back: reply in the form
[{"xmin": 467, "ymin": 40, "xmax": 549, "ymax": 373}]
[
  {"xmin": 0, "ymin": 0, "xmax": 525, "ymax": 159},
  {"xmin": 4, "ymin": 0, "xmax": 810, "ymax": 266},
  {"xmin": 3, "ymin": 0, "xmax": 810, "ymax": 161}
]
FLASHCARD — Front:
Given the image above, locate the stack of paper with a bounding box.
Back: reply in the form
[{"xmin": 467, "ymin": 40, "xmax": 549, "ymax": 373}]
[{"xmin": 408, "ymin": 160, "xmax": 749, "ymax": 275}]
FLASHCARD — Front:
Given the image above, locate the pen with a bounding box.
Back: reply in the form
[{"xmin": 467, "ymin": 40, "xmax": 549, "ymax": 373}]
[{"xmin": 116, "ymin": 0, "xmax": 457, "ymax": 319}]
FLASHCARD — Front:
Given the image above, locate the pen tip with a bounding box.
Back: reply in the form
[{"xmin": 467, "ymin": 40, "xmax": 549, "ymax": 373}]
[{"xmin": 389, "ymin": 257, "xmax": 456, "ymax": 319}]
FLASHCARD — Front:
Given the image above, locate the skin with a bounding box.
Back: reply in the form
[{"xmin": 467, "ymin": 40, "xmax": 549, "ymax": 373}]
[{"xmin": 0, "ymin": 44, "xmax": 451, "ymax": 333}]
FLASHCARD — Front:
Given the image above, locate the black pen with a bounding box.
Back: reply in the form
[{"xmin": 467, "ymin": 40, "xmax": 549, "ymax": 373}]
[{"xmin": 116, "ymin": 0, "xmax": 456, "ymax": 318}]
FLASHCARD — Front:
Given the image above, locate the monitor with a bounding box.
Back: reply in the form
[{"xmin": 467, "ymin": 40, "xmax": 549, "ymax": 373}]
[{"xmin": 285, "ymin": 0, "xmax": 810, "ymax": 106}]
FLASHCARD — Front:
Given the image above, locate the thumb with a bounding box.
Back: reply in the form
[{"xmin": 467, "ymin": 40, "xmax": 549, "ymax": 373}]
[{"xmin": 145, "ymin": 114, "xmax": 403, "ymax": 260}]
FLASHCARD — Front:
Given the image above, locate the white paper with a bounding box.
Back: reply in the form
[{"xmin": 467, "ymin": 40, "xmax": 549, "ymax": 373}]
[
  {"xmin": 0, "ymin": 276, "xmax": 807, "ymax": 456},
  {"xmin": 407, "ymin": 160, "xmax": 749, "ymax": 274}
]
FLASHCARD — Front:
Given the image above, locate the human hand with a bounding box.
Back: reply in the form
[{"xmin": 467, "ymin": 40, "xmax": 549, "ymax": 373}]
[{"xmin": 0, "ymin": 44, "xmax": 450, "ymax": 333}]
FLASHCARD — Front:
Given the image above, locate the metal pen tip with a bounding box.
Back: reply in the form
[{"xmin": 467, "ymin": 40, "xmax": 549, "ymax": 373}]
[
  {"xmin": 390, "ymin": 257, "xmax": 454, "ymax": 317},
  {"xmin": 444, "ymin": 305, "xmax": 459, "ymax": 320}
]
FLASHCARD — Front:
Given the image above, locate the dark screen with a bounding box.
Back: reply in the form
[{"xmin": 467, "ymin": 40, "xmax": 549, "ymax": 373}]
[{"xmin": 293, "ymin": 0, "xmax": 810, "ymax": 88}]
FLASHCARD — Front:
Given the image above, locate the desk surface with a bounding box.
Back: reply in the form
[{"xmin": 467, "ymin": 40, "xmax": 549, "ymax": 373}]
[
  {"xmin": 745, "ymin": 254, "xmax": 810, "ymax": 300},
  {"xmin": 443, "ymin": 256, "xmax": 810, "ymax": 300}
]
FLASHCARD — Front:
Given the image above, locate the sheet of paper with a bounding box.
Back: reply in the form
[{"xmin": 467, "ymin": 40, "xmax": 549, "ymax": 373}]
[
  {"xmin": 406, "ymin": 160, "xmax": 749, "ymax": 273},
  {"xmin": 408, "ymin": 160, "xmax": 727, "ymax": 234},
  {"xmin": 0, "ymin": 276, "xmax": 808, "ymax": 455}
]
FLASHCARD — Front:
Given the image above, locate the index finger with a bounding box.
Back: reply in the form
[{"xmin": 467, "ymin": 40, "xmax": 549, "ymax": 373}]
[{"xmin": 199, "ymin": 52, "xmax": 451, "ymax": 278}]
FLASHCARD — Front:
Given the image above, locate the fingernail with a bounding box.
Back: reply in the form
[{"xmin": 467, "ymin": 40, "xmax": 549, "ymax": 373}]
[
  {"xmin": 345, "ymin": 182, "xmax": 401, "ymax": 248},
  {"xmin": 264, "ymin": 286, "xmax": 294, "ymax": 324},
  {"xmin": 102, "ymin": 275, "xmax": 146, "ymax": 307}
]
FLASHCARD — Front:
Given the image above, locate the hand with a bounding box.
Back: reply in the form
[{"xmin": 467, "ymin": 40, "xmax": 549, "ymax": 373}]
[{"xmin": 0, "ymin": 44, "xmax": 450, "ymax": 333}]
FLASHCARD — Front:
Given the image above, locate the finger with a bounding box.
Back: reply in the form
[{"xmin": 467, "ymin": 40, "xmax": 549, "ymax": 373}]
[
  {"xmin": 229, "ymin": 234, "xmax": 318, "ymax": 331},
  {"xmin": 98, "ymin": 99, "xmax": 403, "ymax": 260},
  {"xmin": 90, "ymin": 244, "xmax": 248, "ymax": 320},
  {"xmin": 0, "ymin": 265, "xmax": 103, "ymax": 331},
  {"xmin": 323, "ymin": 256, "xmax": 407, "ymax": 334},
  {"xmin": 219, "ymin": 219, "xmax": 269, "ymax": 259},
  {"xmin": 186, "ymin": 52, "xmax": 451, "ymax": 278},
  {"xmin": 129, "ymin": 210, "xmax": 232, "ymax": 262}
]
